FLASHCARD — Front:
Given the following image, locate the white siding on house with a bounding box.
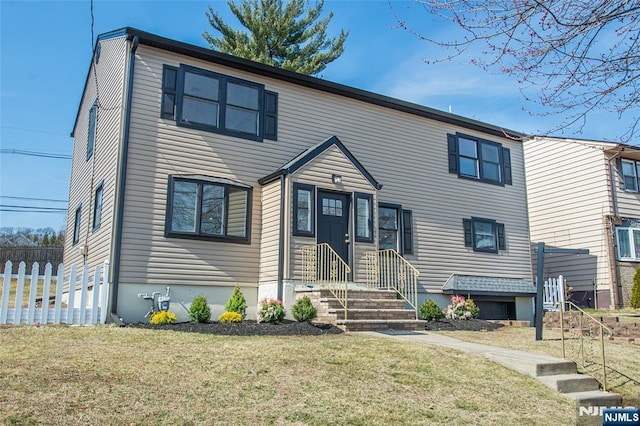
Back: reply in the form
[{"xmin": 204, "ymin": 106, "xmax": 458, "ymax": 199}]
[
  {"xmin": 611, "ymin": 155, "xmax": 640, "ymax": 218},
  {"xmin": 259, "ymin": 180, "xmax": 281, "ymax": 282},
  {"xmin": 524, "ymin": 138, "xmax": 613, "ymax": 291},
  {"xmin": 64, "ymin": 36, "xmax": 128, "ymax": 275},
  {"xmin": 114, "ymin": 43, "xmax": 532, "ymax": 313}
]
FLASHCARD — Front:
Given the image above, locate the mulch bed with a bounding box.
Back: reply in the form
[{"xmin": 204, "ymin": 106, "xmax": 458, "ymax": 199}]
[
  {"xmin": 131, "ymin": 319, "xmax": 343, "ymax": 336},
  {"xmin": 424, "ymin": 318, "xmax": 505, "ymax": 332}
]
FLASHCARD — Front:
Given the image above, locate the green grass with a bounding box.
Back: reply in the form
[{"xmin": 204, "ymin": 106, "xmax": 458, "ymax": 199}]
[
  {"xmin": 438, "ymin": 327, "xmax": 640, "ymax": 407},
  {"xmin": 0, "ymin": 325, "xmax": 577, "ymax": 425}
]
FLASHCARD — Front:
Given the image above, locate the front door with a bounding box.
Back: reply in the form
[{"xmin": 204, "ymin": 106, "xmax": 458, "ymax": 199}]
[{"xmin": 317, "ymin": 191, "xmax": 350, "ymax": 263}]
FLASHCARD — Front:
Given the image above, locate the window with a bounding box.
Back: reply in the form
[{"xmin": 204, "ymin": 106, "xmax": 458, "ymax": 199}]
[
  {"xmin": 463, "ymin": 217, "xmax": 506, "ymax": 253},
  {"xmin": 162, "ymin": 64, "xmax": 278, "ymax": 142},
  {"xmin": 92, "ymin": 182, "xmax": 104, "ymax": 231},
  {"xmin": 165, "ymin": 176, "xmax": 251, "ymax": 242},
  {"xmin": 448, "ymin": 133, "xmax": 512, "ymax": 185},
  {"xmin": 616, "ymin": 227, "xmax": 640, "ymax": 260},
  {"xmin": 621, "ymin": 159, "xmax": 640, "ymax": 192},
  {"xmin": 378, "ymin": 203, "xmax": 413, "ymax": 254},
  {"xmin": 355, "ymin": 193, "xmax": 373, "ymax": 243},
  {"xmin": 72, "ymin": 204, "xmax": 82, "ymax": 245},
  {"xmin": 293, "ymin": 183, "xmax": 315, "ymax": 237},
  {"xmin": 87, "ymin": 103, "xmax": 97, "ymax": 160}
]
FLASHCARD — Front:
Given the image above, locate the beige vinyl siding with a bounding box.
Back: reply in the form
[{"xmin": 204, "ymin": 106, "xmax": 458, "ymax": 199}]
[
  {"xmin": 117, "ymin": 45, "xmax": 532, "ymax": 295},
  {"xmin": 288, "ymin": 145, "xmax": 377, "ymax": 282},
  {"xmin": 259, "ymin": 180, "xmax": 281, "ymax": 282},
  {"xmin": 524, "ymin": 138, "xmax": 613, "ymax": 290},
  {"xmin": 612, "ymin": 158, "xmax": 640, "ymax": 218},
  {"xmin": 64, "ymin": 36, "xmax": 127, "ymax": 275}
]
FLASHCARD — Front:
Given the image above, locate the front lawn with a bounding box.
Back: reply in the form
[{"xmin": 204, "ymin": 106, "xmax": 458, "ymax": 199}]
[{"xmin": 0, "ymin": 325, "xmax": 576, "ymax": 425}]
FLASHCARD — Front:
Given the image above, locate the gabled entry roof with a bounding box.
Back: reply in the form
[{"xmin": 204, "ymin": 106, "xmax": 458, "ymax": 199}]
[
  {"xmin": 258, "ymin": 136, "xmax": 382, "ymax": 189},
  {"xmin": 442, "ymin": 274, "xmax": 535, "ymax": 297}
]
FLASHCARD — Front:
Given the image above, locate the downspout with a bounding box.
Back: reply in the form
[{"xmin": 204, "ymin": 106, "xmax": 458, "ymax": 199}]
[
  {"xmin": 277, "ymin": 175, "xmax": 285, "ymax": 301},
  {"xmin": 110, "ymin": 35, "xmax": 138, "ymax": 315},
  {"xmin": 607, "ymin": 145, "xmax": 624, "ymax": 308}
]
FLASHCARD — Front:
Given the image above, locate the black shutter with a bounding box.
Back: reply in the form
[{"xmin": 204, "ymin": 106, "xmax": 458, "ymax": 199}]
[
  {"xmin": 448, "ymin": 134, "xmax": 459, "ymax": 174},
  {"xmin": 502, "ymin": 147, "xmax": 512, "ymax": 185},
  {"xmin": 161, "ymin": 65, "xmax": 178, "ymax": 119},
  {"xmin": 402, "ymin": 210, "xmax": 413, "ymax": 255},
  {"xmin": 497, "ymin": 223, "xmax": 506, "ymax": 250},
  {"xmin": 264, "ymin": 91, "xmax": 278, "ymax": 140},
  {"xmin": 463, "ymin": 219, "xmax": 473, "ymax": 247}
]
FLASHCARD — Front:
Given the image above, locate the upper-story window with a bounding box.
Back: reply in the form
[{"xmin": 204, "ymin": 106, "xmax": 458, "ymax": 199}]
[
  {"xmin": 448, "ymin": 133, "xmax": 512, "ymax": 186},
  {"xmin": 86, "ymin": 102, "xmax": 97, "ymax": 160},
  {"xmin": 165, "ymin": 175, "xmax": 252, "ymax": 243},
  {"xmin": 620, "ymin": 159, "xmax": 640, "ymax": 192},
  {"xmin": 161, "ymin": 64, "xmax": 277, "ymax": 142}
]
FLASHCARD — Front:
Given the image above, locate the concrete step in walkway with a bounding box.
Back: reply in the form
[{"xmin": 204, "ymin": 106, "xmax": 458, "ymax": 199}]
[{"xmin": 367, "ymin": 331, "xmax": 622, "ymax": 407}]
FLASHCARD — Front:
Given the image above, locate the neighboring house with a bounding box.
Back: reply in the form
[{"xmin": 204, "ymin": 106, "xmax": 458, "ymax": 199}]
[
  {"xmin": 64, "ymin": 27, "xmax": 535, "ymax": 323},
  {"xmin": 524, "ymin": 137, "xmax": 640, "ymax": 309}
]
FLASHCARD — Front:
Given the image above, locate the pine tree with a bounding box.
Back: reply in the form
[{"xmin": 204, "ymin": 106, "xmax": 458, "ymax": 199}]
[{"xmin": 203, "ymin": 0, "xmax": 348, "ymax": 75}]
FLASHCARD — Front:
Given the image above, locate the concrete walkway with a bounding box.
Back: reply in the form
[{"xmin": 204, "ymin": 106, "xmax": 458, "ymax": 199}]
[{"xmin": 363, "ymin": 330, "xmax": 621, "ymax": 406}]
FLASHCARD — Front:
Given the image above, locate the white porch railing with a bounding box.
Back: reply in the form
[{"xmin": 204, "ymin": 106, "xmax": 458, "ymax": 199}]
[
  {"xmin": 543, "ymin": 275, "xmax": 566, "ymax": 311},
  {"xmin": 0, "ymin": 260, "xmax": 110, "ymax": 325},
  {"xmin": 301, "ymin": 243, "xmax": 350, "ymax": 319},
  {"xmin": 364, "ymin": 249, "xmax": 420, "ymax": 318}
]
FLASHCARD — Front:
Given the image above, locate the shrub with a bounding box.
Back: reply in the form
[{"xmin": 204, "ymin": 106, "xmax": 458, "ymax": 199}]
[
  {"xmin": 219, "ymin": 311, "xmax": 243, "ymax": 323},
  {"xmin": 465, "ymin": 296, "xmax": 480, "ymax": 319},
  {"xmin": 189, "ymin": 295, "xmax": 211, "ymax": 323},
  {"xmin": 631, "ymin": 266, "xmax": 640, "ymax": 308},
  {"xmin": 444, "ymin": 295, "xmax": 479, "ymax": 320},
  {"xmin": 291, "ymin": 296, "xmax": 317, "ymax": 322},
  {"xmin": 225, "ymin": 285, "xmax": 247, "ymax": 319},
  {"xmin": 150, "ymin": 310, "xmax": 176, "ymax": 325},
  {"xmin": 257, "ymin": 298, "xmax": 285, "ymax": 323},
  {"xmin": 420, "ymin": 299, "xmax": 444, "ymax": 321}
]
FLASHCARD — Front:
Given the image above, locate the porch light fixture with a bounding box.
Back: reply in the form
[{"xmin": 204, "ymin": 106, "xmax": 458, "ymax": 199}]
[{"xmin": 332, "ymin": 174, "xmax": 342, "ymax": 184}]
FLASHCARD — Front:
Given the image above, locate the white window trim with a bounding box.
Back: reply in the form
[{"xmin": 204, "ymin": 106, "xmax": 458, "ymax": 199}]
[{"xmin": 621, "ymin": 159, "xmax": 639, "ymax": 192}]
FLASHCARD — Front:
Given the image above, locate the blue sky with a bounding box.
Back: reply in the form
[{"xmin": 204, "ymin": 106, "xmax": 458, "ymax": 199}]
[{"xmin": 0, "ymin": 0, "xmax": 628, "ymax": 230}]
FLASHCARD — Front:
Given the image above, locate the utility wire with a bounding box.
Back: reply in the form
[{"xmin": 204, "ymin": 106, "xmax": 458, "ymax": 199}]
[
  {"xmin": 0, "ymin": 205, "xmax": 67, "ymax": 212},
  {"xmin": 0, "ymin": 196, "xmax": 68, "ymax": 203},
  {"xmin": 0, "ymin": 209, "xmax": 67, "ymax": 214},
  {"xmin": 0, "ymin": 149, "xmax": 71, "ymax": 159},
  {"xmin": 0, "ymin": 125, "xmax": 69, "ymax": 137}
]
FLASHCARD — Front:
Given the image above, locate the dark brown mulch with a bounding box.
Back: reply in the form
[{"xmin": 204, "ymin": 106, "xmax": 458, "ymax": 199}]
[
  {"xmin": 130, "ymin": 319, "xmax": 343, "ymax": 336},
  {"xmin": 424, "ymin": 318, "xmax": 505, "ymax": 331}
]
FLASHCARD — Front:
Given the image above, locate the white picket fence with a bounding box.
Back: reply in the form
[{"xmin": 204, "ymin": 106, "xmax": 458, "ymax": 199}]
[
  {"xmin": 0, "ymin": 260, "xmax": 110, "ymax": 325},
  {"xmin": 543, "ymin": 275, "xmax": 566, "ymax": 311}
]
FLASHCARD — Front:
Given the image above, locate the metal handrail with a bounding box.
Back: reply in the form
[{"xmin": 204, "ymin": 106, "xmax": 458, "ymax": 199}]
[
  {"xmin": 301, "ymin": 243, "xmax": 350, "ymax": 320},
  {"xmin": 364, "ymin": 249, "xmax": 420, "ymax": 318},
  {"xmin": 556, "ymin": 300, "xmax": 614, "ymax": 391}
]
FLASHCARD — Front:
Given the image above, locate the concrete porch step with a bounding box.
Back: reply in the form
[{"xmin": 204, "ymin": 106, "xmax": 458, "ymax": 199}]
[
  {"xmin": 538, "ymin": 373, "xmax": 600, "ymax": 393},
  {"xmin": 329, "ymin": 308, "xmax": 416, "ymax": 320},
  {"xmin": 299, "ymin": 288, "xmax": 400, "ymax": 300},
  {"xmin": 565, "ymin": 390, "xmax": 623, "ymax": 406},
  {"xmin": 336, "ymin": 319, "xmax": 426, "ymax": 332}
]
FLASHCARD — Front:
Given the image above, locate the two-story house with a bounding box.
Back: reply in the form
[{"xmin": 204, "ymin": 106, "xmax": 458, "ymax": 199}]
[
  {"xmin": 65, "ymin": 27, "xmax": 535, "ymax": 325},
  {"xmin": 524, "ymin": 136, "xmax": 640, "ymax": 309}
]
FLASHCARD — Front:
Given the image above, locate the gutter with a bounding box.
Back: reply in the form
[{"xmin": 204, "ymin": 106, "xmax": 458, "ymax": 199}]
[
  {"xmin": 277, "ymin": 175, "xmax": 285, "ymax": 301},
  {"xmin": 110, "ymin": 35, "xmax": 139, "ymax": 315},
  {"xmin": 607, "ymin": 145, "xmax": 625, "ymax": 308}
]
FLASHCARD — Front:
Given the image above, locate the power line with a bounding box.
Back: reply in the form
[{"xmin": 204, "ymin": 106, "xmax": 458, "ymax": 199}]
[
  {"xmin": 0, "ymin": 209, "xmax": 67, "ymax": 214},
  {"xmin": 0, "ymin": 205, "xmax": 67, "ymax": 212},
  {"xmin": 0, "ymin": 196, "xmax": 68, "ymax": 203},
  {"xmin": 0, "ymin": 125, "xmax": 69, "ymax": 137},
  {"xmin": 0, "ymin": 149, "xmax": 71, "ymax": 159}
]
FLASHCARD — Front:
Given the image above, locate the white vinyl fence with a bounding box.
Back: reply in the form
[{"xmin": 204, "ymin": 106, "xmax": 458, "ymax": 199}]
[
  {"xmin": 543, "ymin": 275, "xmax": 566, "ymax": 311},
  {"xmin": 0, "ymin": 260, "xmax": 110, "ymax": 325}
]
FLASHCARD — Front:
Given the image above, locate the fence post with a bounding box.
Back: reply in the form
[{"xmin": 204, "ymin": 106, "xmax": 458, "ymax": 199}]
[
  {"xmin": 1, "ymin": 261, "xmax": 12, "ymax": 324},
  {"xmin": 66, "ymin": 265, "xmax": 77, "ymax": 325},
  {"xmin": 100, "ymin": 261, "xmax": 110, "ymax": 324},
  {"xmin": 53, "ymin": 263, "xmax": 64, "ymax": 324},
  {"xmin": 13, "ymin": 261, "xmax": 27, "ymax": 325},
  {"xmin": 27, "ymin": 262, "xmax": 40, "ymax": 324},
  {"xmin": 79, "ymin": 265, "xmax": 90, "ymax": 325},
  {"xmin": 41, "ymin": 263, "xmax": 53, "ymax": 325},
  {"xmin": 91, "ymin": 265, "xmax": 101, "ymax": 324}
]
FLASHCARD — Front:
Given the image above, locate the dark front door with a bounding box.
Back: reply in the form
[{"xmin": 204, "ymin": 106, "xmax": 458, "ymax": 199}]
[{"xmin": 317, "ymin": 191, "xmax": 350, "ymax": 263}]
